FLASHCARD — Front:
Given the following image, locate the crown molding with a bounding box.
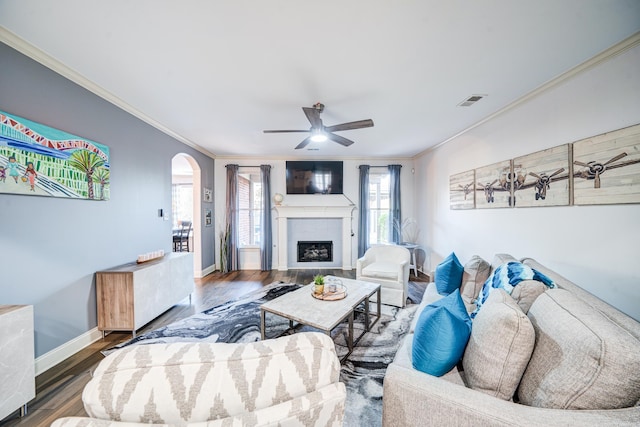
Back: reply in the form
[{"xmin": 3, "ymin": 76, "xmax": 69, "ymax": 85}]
[
  {"xmin": 0, "ymin": 26, "xmax": 217, "ymax": 159},
  {"xmin": 414, "ymin": 31, "xmax": 640, "ymax": 159},
  {"xmin": 212, "ymin": 154, "xmax": 415, "ymax": 162}
]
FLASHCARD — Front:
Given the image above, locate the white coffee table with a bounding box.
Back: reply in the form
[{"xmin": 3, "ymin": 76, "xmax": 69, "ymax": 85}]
[{"xmin": 260, "ymin": 276, "xmax": 381, "ymax": 361}]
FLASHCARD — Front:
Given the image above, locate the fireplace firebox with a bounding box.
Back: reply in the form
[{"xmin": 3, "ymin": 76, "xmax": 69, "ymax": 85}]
[{"xmin": 297, "ymin": 241, "xmax": 333, "ymax": 263}]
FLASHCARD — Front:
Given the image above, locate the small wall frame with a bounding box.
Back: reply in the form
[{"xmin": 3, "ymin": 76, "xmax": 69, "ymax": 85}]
[{"xmin": 203, "ymin": 187, "xmax": 212, "ymax": 202}]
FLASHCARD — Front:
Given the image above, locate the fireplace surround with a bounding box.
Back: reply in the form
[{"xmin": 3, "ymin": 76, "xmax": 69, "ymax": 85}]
[{"xmin": 274, "ymin": 205, "xmax": 355, "ymax": 271}]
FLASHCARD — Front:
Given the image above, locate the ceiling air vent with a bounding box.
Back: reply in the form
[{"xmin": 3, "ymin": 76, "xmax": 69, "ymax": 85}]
[{"xmin": 458, "ymin": 94, "xmax": 487, "ymax": 107}]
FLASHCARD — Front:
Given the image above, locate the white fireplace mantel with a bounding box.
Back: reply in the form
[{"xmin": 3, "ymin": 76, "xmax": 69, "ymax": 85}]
[{"xmin": 274, "ymin": 205, "xmax": 356, "ymax": 271}]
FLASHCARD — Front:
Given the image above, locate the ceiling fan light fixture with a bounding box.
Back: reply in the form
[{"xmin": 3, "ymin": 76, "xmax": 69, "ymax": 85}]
[
  {"xmin": 264, "ymin": 103, "xmax": 372, "ymax": 149},
  {"xmin": 310, "ymin": 129, "xmax": 328, "ymax": 142}
]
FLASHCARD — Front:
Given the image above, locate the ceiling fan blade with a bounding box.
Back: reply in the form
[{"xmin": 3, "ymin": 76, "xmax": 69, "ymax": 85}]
[
  {"xmin": 264, "ymin": 130, "xmax": 310, "ymax": 133},
  {"xmin": 302, "ymin": 107, "xmax": 323, "ymax": 129},
  {"xmin": 325, "ymin": 119, "xmax": 374, "ymax": 132},
  {"xmin": 327, "ymin": 132, "xmax": 355, "ymax": 147},
  {"xmin": 295, "ymin": 136, "xmax": 313, "ymax": 150}
]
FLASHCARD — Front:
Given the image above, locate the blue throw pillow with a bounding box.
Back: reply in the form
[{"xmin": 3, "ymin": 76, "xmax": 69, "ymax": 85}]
[
  {"xmin": 412, "ymin": 289, "xmax": 472, "ymax": 377},
  {"xmin": 471, "ymin": 262, "xmax": 557, "ymax": 318},
  {"xmin": 435, "ymin": 252, "xmax": 464, "ymax": 295}
]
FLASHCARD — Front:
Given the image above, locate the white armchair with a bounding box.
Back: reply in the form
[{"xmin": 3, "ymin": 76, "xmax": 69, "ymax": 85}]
[{"xmin": 356, "ymin": 245, "xmax": 410, "ymax": 307}]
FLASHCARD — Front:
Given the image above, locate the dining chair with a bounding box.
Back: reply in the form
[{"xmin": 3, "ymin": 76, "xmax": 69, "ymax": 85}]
[{"xmin": 173, "ymin": 221, "xmax": 192, "ymax": 252}]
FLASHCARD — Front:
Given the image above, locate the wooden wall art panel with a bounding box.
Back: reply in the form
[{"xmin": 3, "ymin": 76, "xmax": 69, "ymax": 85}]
[
  {"xmin": 474, "ymin": 160, "xmax": 512, "ymax": 209},
  {"xmin": 513, "ymin": 144, "xmax": 571, "ymax": 208},
  {"xmin": 449, "ymin": 169, "xmax": 475, "ymax": 210},
  {"xmin": 573, "ymin": 124, "xmax": 640, "ymax": 205}
]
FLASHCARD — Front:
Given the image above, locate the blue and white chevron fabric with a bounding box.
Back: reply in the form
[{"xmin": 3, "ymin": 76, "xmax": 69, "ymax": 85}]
[{"xmin": 471, "ymin": 262, "xmax": 556, "ymax": 318}]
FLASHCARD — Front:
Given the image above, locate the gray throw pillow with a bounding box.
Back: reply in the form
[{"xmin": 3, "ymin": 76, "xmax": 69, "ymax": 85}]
[
  {"xmin": 462, "ymin": 289, "xmax": 535, "ymax": 401},
  {"xmin": 518, "ymin": 289, "xmax": 640, "ymax": 409},
  {"xmin": 459, "ymin": 255, "xmax": 491, "ymax": 309},
  {"xmin": 509, "ymin": 279, "xmax": 547, "ymax": 314},
  {"xmin": 491, "ymin": 253, "xmax": 518, "ymax": 270}
]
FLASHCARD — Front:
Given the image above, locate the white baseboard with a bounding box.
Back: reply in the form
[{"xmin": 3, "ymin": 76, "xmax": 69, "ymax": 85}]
[
  {"xmin": 197, "ymin": 264, "xmax": 216, "ymax": 278},
  {"xmin": 35, "ymin": 327, "xmax": 103, "ymax": 376}
]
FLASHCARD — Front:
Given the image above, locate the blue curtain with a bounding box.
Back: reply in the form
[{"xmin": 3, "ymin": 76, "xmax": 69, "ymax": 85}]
[
  {"xmin": 260, "ymin": 164, "xmax": 272, "ymax": 271},
  {"xmin": 358, "ymin": 165, "xmax": 370, "ymax": 258},
  {"xmin": 389, "ymin": 164, "xmax": 402, "ymax": 244},
  {"xmin": 224, "ymin": 164, "xmax": 239, "ymax": 272}
]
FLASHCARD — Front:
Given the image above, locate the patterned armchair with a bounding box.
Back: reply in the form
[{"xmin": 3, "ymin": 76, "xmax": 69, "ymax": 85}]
[{"xmin": 52, "ymin": 332, "xmax": 346, "ymax": 427}]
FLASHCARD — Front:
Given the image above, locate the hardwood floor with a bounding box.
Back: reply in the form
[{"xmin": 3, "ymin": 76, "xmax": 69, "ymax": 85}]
[{"xmin": 1, "ymin": 269, "xmax": 427, "ymax": 427}]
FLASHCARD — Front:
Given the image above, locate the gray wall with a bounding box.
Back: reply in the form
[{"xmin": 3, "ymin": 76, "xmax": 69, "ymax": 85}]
[{"xmin": 0, "ymin": 43, "xmax": 215, "ymax": 357}]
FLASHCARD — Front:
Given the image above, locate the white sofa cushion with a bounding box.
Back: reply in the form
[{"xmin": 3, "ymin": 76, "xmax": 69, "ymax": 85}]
[
  {"xmin": 362, "ymin": 262, "xmax": 399, "ymax": 280},
  {"xmin": 462, "ymin": 289, "xmax": 535, "ymax": 401},
  {"xmin": 518, "ymin": 289, "xmax": 640, "ymax": 409}
]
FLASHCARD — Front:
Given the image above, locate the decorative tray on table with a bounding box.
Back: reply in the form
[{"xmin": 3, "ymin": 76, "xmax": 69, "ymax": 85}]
[{"xmin": 312, "ymin": 280, "xmax": 347, "ymax": 301}]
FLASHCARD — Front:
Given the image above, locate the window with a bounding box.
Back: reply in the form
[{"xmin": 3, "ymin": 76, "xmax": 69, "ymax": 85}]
[
  {"xmin": 368, "ymin": 171, "xmax": 390, "ymax": 244},
  {"xmin": 238, "ymin": 169, "xmax": 262, "ymax": 246},
  {"xmin": 171, "ymin": 183, "xmax": 193, "ymax": 229}
]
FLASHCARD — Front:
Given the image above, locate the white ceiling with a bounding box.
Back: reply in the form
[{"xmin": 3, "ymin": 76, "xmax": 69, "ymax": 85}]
[{"xmin": 1, "ymin": 1, "xmax": 639, "ymax": 159}]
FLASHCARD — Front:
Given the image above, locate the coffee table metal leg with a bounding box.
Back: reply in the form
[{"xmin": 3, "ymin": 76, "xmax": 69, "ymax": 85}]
[
  {"xmin": 348, "ymin": 312, "xmax": 354, "ymax": 351},
  {"xmin": 260, "ymin": 309, "xmax": 266, "ymax": 340},
  {"xmin": 364, "ymin": 297, "xmax": 370, "ymax": 332}
]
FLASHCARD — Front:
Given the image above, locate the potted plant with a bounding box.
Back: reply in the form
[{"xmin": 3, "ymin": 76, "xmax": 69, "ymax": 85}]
[
  {"xmin": 219, "ymin": 222, "xmax": 230, "ymax": 273},
  {"xmin": 313, "ymin": 274, "xmax": 325, "ymax": 295},
  {"xmin": 394, "ymin": 217, "xmax": 421, "ymax": 244}
]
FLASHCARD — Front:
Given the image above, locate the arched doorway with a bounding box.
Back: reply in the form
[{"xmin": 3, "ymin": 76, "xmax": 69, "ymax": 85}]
[{"xmin": 171, "ymin": 153, "xmax": 202, "ymax": 276}]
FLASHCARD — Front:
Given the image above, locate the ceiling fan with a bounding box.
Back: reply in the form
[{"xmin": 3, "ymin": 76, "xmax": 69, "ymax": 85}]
[{"xmin": 263, "ymin": 102, "xmax": 374, "ymax": 149}]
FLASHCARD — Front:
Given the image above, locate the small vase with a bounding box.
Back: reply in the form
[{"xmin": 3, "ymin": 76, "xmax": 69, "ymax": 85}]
[{"xmin": 314, "ymin": 283, "xmax": 324, "ymax": 295}]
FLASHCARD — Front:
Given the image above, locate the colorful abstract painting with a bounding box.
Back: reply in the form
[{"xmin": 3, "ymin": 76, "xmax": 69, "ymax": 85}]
[{"xmin": 0, "ymin": 110, "xmax": 110, "ymax": 200}]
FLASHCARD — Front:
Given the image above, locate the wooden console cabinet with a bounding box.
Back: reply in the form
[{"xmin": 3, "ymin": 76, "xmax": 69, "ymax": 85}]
[{"xmin": 96, "ymin": 252, "xmax": 194, "ymax": 336}]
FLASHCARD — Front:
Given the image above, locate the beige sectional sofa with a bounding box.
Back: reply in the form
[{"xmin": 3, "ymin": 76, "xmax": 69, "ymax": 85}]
[
  {"xmin": 383, "ymin": 254, "xmax": 640, "ymax": 426},
  {"xmin": 52, "ymin": 332, "xmax": 345, "ymax": 427}
]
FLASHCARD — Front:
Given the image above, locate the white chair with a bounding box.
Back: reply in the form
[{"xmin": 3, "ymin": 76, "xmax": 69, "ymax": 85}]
[{"xmin": 356, "ymin": 245, "xmax": 411, "ymax": 307}]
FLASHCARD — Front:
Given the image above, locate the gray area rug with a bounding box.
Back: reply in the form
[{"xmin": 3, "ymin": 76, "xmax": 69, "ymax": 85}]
[{"xmin": 105, "ymin": 281, "xmax": 425, "ymax": 427}]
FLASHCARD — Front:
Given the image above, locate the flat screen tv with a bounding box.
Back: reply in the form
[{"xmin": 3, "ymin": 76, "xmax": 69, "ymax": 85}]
[{"xmin": 286, "ymin": 161, "xmax": 343, "ymax": 194}]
